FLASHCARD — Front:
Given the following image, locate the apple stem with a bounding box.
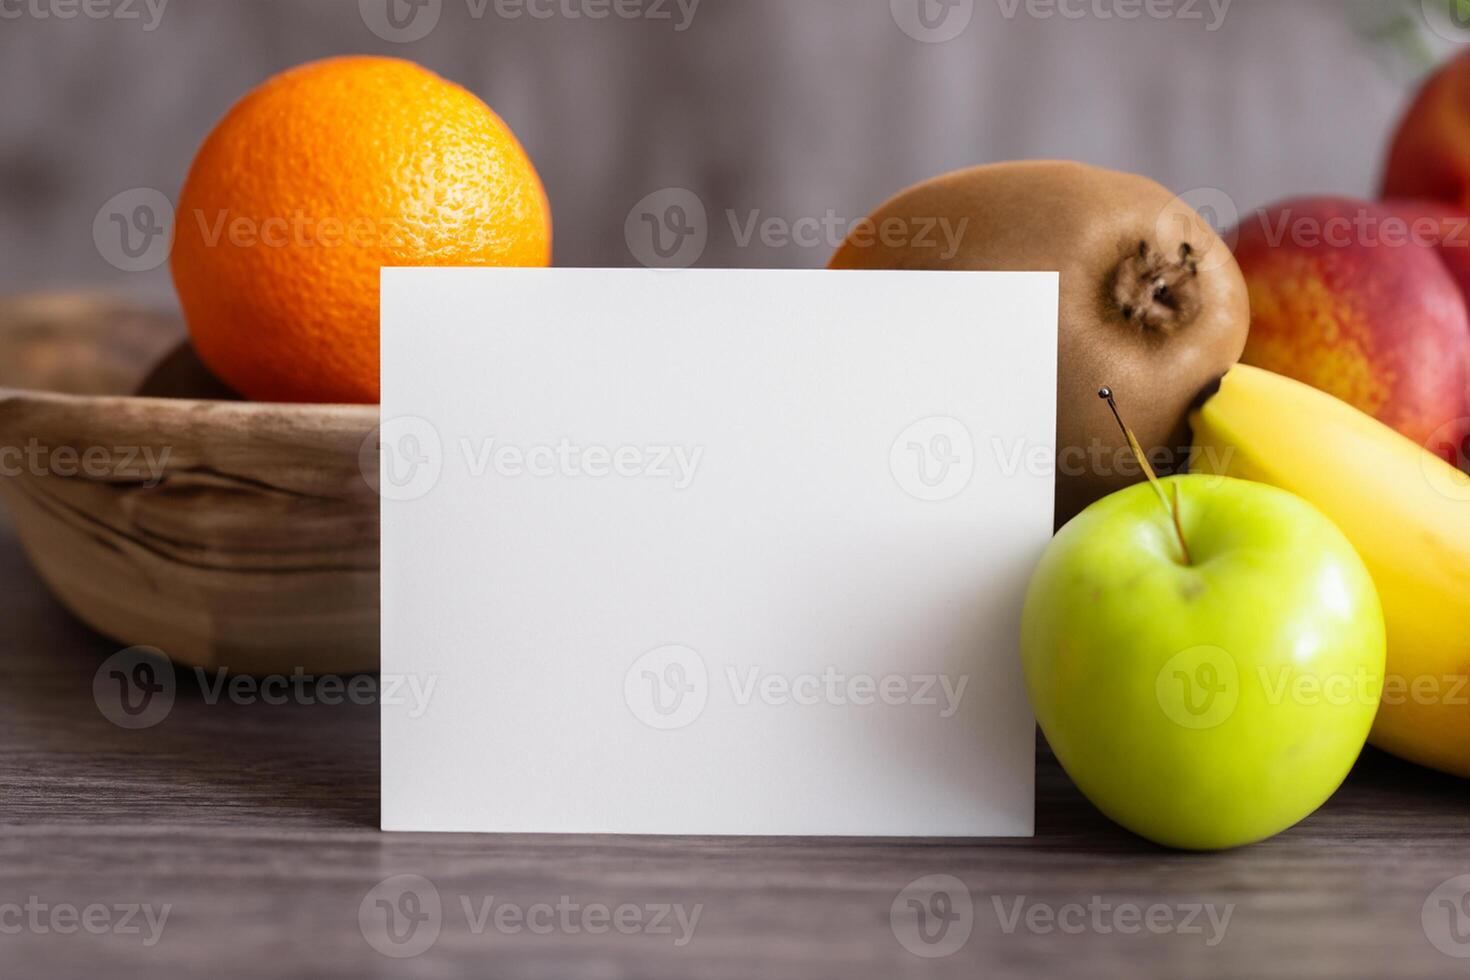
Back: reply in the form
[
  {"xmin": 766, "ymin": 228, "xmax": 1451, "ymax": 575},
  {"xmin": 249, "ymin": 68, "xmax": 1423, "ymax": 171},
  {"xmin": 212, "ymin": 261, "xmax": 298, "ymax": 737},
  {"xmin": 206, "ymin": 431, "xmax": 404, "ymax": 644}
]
[{"xmin": 1099, "ymin": 387, "xmax": 1193, "ymax": 565}]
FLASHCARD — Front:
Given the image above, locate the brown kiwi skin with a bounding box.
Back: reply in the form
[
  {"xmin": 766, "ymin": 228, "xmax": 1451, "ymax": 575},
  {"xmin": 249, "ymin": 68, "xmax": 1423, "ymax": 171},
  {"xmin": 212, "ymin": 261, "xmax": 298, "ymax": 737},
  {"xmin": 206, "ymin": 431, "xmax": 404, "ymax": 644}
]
[{"xmin": 829, "ymin": 160, "xmax": 1250, "ymax": 528}]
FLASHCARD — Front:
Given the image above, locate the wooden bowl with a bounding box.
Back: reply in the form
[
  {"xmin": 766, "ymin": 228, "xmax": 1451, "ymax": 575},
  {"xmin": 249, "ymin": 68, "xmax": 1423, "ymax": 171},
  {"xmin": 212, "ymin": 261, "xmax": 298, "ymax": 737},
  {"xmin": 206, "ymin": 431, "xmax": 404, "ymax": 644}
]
[{"xmin": 0, "ymin": 293, "xmax": 379, "ymax": 674}]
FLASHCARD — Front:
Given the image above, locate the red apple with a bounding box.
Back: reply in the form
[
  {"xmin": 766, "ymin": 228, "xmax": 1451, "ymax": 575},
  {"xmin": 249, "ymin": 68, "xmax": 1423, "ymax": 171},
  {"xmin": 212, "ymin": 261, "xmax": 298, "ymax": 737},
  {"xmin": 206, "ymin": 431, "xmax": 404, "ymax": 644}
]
[
  {"xmin": 1383, "ymin": 50, "xmax": 1470, "ymax": 210},
  {"xmin": 1229, "ymin": 197, "xmax": 1470, "ymax": 462},
  {"xmin": 1384, "ymin": 200, "xmax": 1470, "ymax": 300}
]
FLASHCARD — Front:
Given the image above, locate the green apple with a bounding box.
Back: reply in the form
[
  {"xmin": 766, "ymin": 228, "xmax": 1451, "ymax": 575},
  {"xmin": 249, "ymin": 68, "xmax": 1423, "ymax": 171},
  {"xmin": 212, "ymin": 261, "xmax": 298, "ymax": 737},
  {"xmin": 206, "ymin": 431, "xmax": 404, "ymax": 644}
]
[{"xmin": 1022, "ymin": 474, "xmax": 1386, "ymax": 850}]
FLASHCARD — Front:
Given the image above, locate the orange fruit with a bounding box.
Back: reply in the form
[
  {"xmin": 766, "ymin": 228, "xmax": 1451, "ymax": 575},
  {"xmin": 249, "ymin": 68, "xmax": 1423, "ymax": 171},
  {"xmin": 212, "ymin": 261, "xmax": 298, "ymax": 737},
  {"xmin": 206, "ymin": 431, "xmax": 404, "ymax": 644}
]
[{"xmin": 171, "ymin": 56, "xmax": 551, "ymax": 404}]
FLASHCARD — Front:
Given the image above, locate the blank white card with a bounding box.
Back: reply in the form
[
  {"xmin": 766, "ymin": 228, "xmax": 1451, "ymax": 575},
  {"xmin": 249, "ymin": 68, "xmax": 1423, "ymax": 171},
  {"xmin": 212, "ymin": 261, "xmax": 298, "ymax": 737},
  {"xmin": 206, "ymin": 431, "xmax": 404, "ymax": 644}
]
[{"xmin": 380, "ymin": 268, "xmax": 1056, "ymax": 836}]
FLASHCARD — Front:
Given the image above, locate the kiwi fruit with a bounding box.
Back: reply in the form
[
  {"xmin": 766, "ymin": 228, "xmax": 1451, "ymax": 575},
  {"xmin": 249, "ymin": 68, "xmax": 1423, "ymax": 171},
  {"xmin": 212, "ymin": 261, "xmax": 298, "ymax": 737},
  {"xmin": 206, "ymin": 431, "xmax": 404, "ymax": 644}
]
[{"xmin": 830, "ymin": 160, "xmax": 1250, "ymax": 527}]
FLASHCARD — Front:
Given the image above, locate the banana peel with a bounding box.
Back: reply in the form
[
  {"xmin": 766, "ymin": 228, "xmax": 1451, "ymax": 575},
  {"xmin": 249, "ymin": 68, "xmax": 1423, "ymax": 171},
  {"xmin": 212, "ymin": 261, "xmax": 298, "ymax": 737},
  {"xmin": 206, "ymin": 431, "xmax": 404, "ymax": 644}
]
[{"xmin": 1191, "ymin": 364, "xmax": 1470, "ymax": 778}]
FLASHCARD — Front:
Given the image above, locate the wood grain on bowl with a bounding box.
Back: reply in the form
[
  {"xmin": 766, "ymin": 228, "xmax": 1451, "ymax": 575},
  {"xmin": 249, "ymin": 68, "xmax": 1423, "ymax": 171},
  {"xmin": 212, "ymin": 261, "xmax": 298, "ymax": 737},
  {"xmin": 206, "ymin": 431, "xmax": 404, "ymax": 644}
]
[{"xmin": 0, "ymin": 294, "xmax": 380, "ymax": 674}]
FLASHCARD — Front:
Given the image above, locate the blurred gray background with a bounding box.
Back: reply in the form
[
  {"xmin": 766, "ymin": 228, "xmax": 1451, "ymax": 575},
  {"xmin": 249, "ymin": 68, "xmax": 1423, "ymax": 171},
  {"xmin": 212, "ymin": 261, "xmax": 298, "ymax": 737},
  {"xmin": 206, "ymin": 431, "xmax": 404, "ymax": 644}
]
[{"xmin": 0, "ymin": 0, "xmax": 1459, "ymax": 303}]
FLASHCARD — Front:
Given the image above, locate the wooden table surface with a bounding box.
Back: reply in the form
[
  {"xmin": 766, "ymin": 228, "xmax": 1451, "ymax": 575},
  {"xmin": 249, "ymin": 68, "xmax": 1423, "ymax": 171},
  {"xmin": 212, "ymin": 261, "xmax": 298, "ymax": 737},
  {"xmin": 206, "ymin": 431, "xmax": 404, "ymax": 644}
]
[{"xmin": 1, "ymin": 512, "xmax": 1466, "ymax": 980}]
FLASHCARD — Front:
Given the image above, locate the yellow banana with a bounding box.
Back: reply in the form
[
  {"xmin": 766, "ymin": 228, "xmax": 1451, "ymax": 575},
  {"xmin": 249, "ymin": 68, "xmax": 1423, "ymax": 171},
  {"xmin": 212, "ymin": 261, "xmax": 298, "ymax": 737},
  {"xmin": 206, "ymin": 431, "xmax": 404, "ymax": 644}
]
[{"xmin": 1190, "ymin": 364, "xmax": 1470, "ymax": 778}]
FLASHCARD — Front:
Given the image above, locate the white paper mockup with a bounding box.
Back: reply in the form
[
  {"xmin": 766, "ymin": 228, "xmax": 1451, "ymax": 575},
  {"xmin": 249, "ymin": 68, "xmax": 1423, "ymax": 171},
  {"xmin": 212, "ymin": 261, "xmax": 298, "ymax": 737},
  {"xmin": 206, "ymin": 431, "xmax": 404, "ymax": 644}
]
[{"xmin": 380, "ymin": 268, "xmax": 1056, "ymax": 837}]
